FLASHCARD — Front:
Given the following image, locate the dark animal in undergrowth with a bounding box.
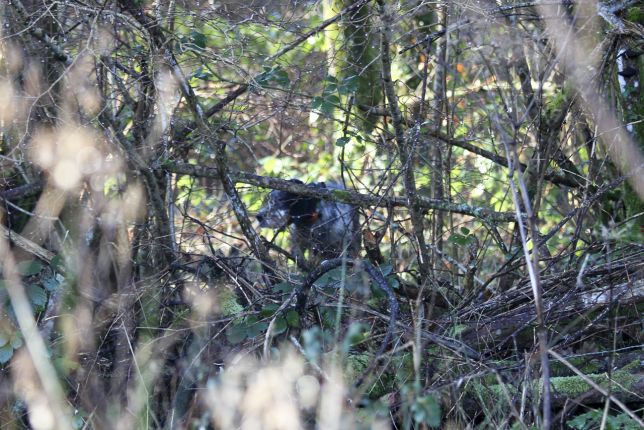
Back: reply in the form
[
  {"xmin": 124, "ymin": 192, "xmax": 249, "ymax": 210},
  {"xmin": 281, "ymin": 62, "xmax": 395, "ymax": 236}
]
[{"xmin": 256, "ymin": 180, "xmax": 360, "ymax": 268}]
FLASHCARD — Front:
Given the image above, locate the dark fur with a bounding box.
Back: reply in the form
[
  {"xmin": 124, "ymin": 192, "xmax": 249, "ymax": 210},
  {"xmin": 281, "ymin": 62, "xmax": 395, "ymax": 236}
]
[{"xmin": 256, "ymin": 180, "xmax": 359, "ymax": 266}]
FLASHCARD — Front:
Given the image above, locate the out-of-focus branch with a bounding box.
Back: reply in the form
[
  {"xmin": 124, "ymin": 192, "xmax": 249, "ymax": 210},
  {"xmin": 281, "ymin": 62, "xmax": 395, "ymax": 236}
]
[
  {"xmin": 537, "ymin": 1, "xmax": 644, "ymax": 200},
  {"xmin": 0, "ymin": 180, "xmax": 45, "ymax": 201},
  {"xmin": 0, "ymin": 236, "xmax": 72, "ymax": 430},
  {"xmin": 0, "ymin": 224, "xmax": 56, "ymax": 263}
]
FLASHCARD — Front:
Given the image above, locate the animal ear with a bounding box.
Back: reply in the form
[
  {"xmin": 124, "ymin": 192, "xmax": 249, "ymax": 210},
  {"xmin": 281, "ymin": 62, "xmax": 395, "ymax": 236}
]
[{"xmin": 315, "ymin": 182, "xmax": 327, "ymax": 188}]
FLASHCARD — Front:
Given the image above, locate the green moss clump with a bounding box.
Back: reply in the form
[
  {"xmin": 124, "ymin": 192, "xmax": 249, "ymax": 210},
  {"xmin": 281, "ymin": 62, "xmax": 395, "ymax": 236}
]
[
  {"xmin": 345, "ymin": 352, "xmax": 395, "ymax": 399},
  {"xmin": 340, "ymin": 350, "xmax": 414, "ymax": 400},
  {"xmin": 549, "ymin": 371, "xmax": 639, "ymax": 397},
  {"xmin": 218, "ymin": 289, "xmax": 244, "ymax": 316},
  {"xmin": 330, "ymin": 189, "xmax": 352, "ymax": 201},
  {"xmin": 549, "ymin": 357, "xmax": 603, "ymax": 376},
  {"xmin": 625, "ymin": 6, "xmax": 644, "ymax": 24}
]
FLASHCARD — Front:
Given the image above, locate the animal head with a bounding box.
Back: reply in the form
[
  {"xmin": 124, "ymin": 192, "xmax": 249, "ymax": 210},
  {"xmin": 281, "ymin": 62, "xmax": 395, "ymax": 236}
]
[{"xmin": 256, "ymin": 180, "xmax": 321, "ymax": 229}]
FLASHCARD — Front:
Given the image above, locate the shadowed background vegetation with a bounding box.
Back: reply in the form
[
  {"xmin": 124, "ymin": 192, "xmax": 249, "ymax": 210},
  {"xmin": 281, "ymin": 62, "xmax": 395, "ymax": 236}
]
[{"xmin": 0, "ymin": 0, "xmax": 643, "ymax": 429}]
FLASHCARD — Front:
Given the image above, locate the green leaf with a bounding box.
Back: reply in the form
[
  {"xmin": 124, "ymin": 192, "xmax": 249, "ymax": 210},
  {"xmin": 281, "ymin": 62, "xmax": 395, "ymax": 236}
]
[
  {"xmin": 0, "ymin": 333, "xmax": 8, "ymax": 348},
  {"xmin": 387, "ymin": 276, "xmax": 400, "ymax": 290},
  {"xmin": 313, "ymin": 268, "xmax": 345, "ymax": 288},
  {"xmin": 448, "ymin": 324, "xmax": 468, "ymax": 336},
  {"xmin": 344, "ymin": 322, "xmax": 368, "ymax": 348},
  {"xmin": 43, "ymin": 274, "xmax": 62, "ymax": 292},
  {"xmin": 302, "ymin": 327, "xmax": 323, "ymax": 362},
  {"xmin": 0, "ymin": 345, "xmax": 14, "ymax": 364},
  {"xmin": 325, "ymin": 95, "xmax": 340, "ymax": 105},
  {"xmin": 254, "ymin": 66, "xmax": 290, "ymax": 89},
  {"xmin": 11, "ymin": 335, "xmax": 23, "ymax": 349},
  {"xmin": 568, "ymin": 410, "xmax": 599, "ymax": 429},
  {"xmin": 259, "ymin": 303, "xmax": 279, "ymax": 318},
  {"xmin": 379, "ymin": 264, "xmax": 393, "ymax": 276},
  {"xmin": 460, "ymin": 227, "xmax": 470, "ymax": 235},
  {"xmin": 273, "ymin": 317, "xmax": 288, "ymax": 335},
  {"xmin": 335, "ymin": 137, "xmax": 351, "ymax": 147},
  {"xmin": 226, "ymin": 323, "xmax": 248, "ymax": 344},
  {"xmin": 246, "ymin": 320, "xmax": 268, "ymax": 338},
  {"xmin": 320, "ymin": 307, "xmax": 339, "ymax": 327},
  {"xmin": 192, "ymin": 67, "xmax": 212, "ymax": 80},
  {"xmin": 319, "ymin": 101, "xmax": 335, "ymax": 115},
  {"xmin": 411, "ymin": 394, "xmax": 441, "ymax": 427},
  {"xmin": 285, "ymin": 310, "xmax": 300, "ymax": 327},
  {"xmin": 237, "ymin": 316, "xmax": 269, "ymax": 338},
  {"xmin": 271, "ymin": 69, "xmax": 290, "ymax": 87},
  {"xmin": 568, "ymin": 410, "xmax": 641, "ymax": 430},
  {"xmin": 448, "ymin": 233, "xmax": 475, "ymax": 247},
  {"xmin": 273, "ymin": 281, "xmax": 295, "ymax": 293},
  {"xmin": 27, "ymin": 285, "xmax": 48, "ymax": 308},
  {"xmin": 189, "ymin": 30, "xmax": 207, "ymax": 49},
  {"xmin": 339, "ymin": 76, "xmax": 359, "ymax": 94},
  {"xmin": 17, "ymin": 260, "xmax": 43, "ymax": 276},
  {"xmin": 50, "ymin": 255, "xmax": 64, "ymax": 272},
  {"xmin": 312, "ymin": 96, "xmax": 325, "ymax": 110}
]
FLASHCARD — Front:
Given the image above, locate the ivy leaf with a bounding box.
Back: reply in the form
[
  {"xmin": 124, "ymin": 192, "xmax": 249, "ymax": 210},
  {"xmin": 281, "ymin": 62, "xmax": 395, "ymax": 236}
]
[
  {"xmin": 324, "ymin": 75, "xmax": 338, "ymax": 92},
  {"xmin": 189, "ymin": 30, "xmax": 207, "ymax": 49},
  {"xmin": 17, "ymin": 260, "xmax": 43, "ymax": 276},
  {"xmin": 27, "ymin": 285, "xmax": 48, "ymax": 308},
  {"xmin": 285, "ymin": 310, "xmax": 300, "ymax": 327},
  {"xmin": 273, "ymin": 317, "xmax": 288, "ymax": 335},
  {"xmin": 411, "ymin": 394, "xmax": 441, "ymax": 427},
  {"xmin": 313, "ymin": 268, "xmax": 346, "ymax": 289},
  {"xmin": 51, "ymin": 255, "xmax": 64, "ymax": 272},
  {"xmin": 11, "ymin": 335, "xmax": 23, "ymax": 349},
  {"xmin": 226, "ymin": 323, "xmax": 248, "ymax": 344},
  {"xmin": 260, "ymin": 303, "xmax": 279, "ymax": 318},
  {"xmin": 335, "ymin": 137, "xmax": 351, "ymax": 147},
  {"xmin": 234, "ymin": 316, "xmax": 269, "ymax": 339},
  {"xmin": 43, "ymin": 274, "xmax": 63, "ymax": 292},
  {"xmin": 273, "ymin": 281, "xmax": 295, "ymax": 293},
  {"xmin": 245, "ymin": 320, "xmax": 268, "ymax": 338}
]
